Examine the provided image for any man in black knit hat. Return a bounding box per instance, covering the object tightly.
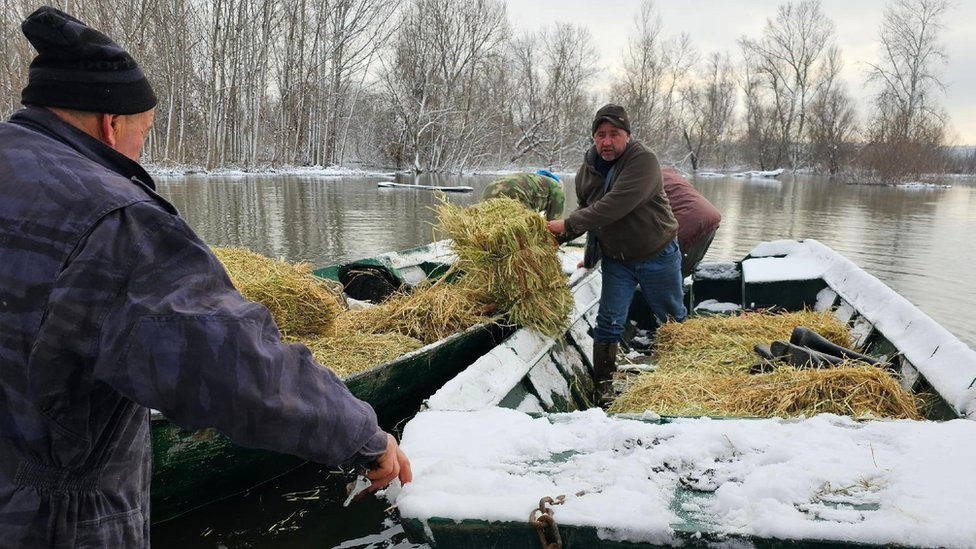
[0,7,410,547]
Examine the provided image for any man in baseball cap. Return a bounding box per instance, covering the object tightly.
[548,103,686,405]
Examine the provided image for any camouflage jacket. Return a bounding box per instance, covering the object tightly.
[0,108,387,548]
[482,172,565,220]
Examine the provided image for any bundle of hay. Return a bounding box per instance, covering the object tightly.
[333,281,497,344]
[608,364,920,420]
[653,310,851,374]
[437,197,572,336]
[213,247,344,337]
[299,333,425,377]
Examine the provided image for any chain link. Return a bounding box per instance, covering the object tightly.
[529,495,565,549]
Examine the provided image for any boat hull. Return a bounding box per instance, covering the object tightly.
[398,239,976,548]
[150,241,508,523]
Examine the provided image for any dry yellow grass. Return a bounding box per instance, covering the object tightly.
[654,310,852,374]
[213,247,344,337]
[611,310,919,419]
[331,280,498,344]
[299,333,425,377]
[609,364,920,419]
[437,197,572,336]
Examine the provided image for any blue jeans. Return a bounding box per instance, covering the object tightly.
[594,237,687,342]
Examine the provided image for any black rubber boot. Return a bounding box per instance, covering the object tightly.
[790,326,885,366]
[592,340,618,406]
[770,340,844,368]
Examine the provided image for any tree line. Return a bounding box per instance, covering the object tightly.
[0,0,968,181]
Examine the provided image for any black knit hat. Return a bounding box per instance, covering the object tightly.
[592,104,630,135]
[20,6,157,114]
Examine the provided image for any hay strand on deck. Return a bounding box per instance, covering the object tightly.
[612,310,918,419]
[437,197,572,336]
[213,247,344,337]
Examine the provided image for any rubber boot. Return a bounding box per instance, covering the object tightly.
[770,340,844,369]
[790,326,885,366]
[592,340,618,406]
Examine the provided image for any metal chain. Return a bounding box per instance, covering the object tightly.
[529,495,565,549]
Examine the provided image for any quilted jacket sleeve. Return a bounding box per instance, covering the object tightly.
[84,201,387,466]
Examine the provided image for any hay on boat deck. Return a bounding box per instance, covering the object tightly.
[298,332,425,378]
[653,309,852,375]
[213,247,344,337]
[436,197,572,336]
[608,364,921,420]
[331,280,498,345]
[611,309,918,419]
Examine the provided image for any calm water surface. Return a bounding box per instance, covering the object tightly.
[151,171,976,548]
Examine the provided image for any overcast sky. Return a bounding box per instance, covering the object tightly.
[506,0,976,145]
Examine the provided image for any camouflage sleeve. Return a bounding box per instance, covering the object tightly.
[545,182,565,221]
[85,202,387,466]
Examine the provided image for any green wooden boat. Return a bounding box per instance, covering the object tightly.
[396,239,976,548]
[150,240,510,523]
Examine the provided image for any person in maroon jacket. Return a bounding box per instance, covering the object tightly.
[660,166,722,278]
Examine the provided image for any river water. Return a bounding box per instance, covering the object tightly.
[150,171,976,548]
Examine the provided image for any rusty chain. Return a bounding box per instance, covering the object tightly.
[529,495,565,549]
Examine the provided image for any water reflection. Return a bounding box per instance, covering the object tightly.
[155,172,975,349]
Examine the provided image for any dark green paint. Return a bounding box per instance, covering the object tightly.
[150,245,510,523]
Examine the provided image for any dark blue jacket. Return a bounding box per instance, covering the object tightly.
[0,108,387,547]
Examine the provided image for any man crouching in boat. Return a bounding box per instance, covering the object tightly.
[482,169,566,221]
[0,7,409,547]
[547,104,687,405]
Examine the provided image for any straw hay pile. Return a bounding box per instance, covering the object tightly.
[299,333,425,378]
[212,247,344,337]
[211,199,569,376]
[653,310,851,374]
[331,280,496,344]
[437,197,572,336]
[609,310,920,419]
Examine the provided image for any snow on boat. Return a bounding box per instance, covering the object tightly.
[393,239,976,548]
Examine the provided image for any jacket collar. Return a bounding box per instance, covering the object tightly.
[9,107,158,192]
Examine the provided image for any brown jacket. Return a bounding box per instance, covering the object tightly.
[565,141,678,261]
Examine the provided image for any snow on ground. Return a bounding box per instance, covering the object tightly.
[394,407,976,548]
[147,164,396,178]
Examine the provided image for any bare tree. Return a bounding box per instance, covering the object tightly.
[508,23,598,167]
[380,0,507,173]
[806,46,858,175]
[680,52,737,171]
[740,54,782,171]
[612,0,697,157]
[0,1,35,118]
[739,0,835,170]
[865,0,951,145]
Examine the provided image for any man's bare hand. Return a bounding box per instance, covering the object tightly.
[366,433,412,491]
[546,219,565,235]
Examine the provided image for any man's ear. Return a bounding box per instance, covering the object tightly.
[99,113,118,148]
